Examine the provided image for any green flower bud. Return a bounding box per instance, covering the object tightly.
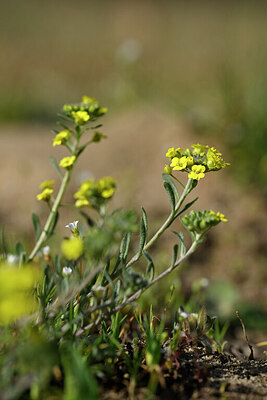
[164,165,172,175]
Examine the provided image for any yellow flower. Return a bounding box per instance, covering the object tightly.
[71,110,90,125]
[171,156,188,171]
[0,265,41,325]
[166,147,177,159]
[188,165,206,180]
[97,107,108,115]
[59,156,76,169]
[75,199,91,208]
[36,188,53,201]
[61,237,83,260]
[186,156,194,166]
[39,180,55,189]
[53,130,71,147]
[206,147,230,170]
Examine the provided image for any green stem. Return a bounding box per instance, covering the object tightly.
[28,169,72,261]
[126,178,193,268]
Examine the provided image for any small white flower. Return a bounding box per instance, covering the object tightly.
[42,246,50,255]
[180,311,188,319]
[6,254,19,265]
[62,266,73,277]
[93,285,105,291]
[65,220,79,230]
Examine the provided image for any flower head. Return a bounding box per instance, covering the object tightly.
[71,110,90,125]
[59,156,76,169]
[53,130,71,147]
[206,147,230,171]
[171,156,188,171]
[39,180,55,190]
[61,237,83,260]
[36,188,53,202]
[62,266,73,277]
[65,220,79,237]
[188,165,206,180]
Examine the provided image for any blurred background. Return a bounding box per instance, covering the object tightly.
[0,0,267,333]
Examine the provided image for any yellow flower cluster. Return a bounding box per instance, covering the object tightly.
[74,177,116,208]
[165,144,230,181]
[62,95,108,126]
[36,180,55,202]
[182,209,227,235]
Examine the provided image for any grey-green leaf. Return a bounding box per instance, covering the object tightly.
[32,213,41,241]
[49,156,63,178]
[163,182,176,213]
[162,173,180,201]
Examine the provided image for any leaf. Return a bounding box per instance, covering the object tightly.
[141,207,148,231]
[137,210,148,257]
[76,144,87,157]
[15,242,24,257]
[172,231,186,258]
[32,213,41,241]
[162,173,179,200]
[176,197,199,217]
[79,210,95,227]
[47,211,59,238]
[145,261,155,281]
[197,306,207,334]
[143,251,155,281]
[120,232,131,262]
[100,260,110,286]
[163,182,176,213]
[171,244,178,267]
[49,156,63,178]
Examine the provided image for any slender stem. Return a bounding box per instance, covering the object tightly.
[126,178,193,268]
[28,170,72,261]
[114,237,200,312]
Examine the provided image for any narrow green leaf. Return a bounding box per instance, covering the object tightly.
[137,214,147,258]
[141,207,148,232]
[77,144,87,157]
[47,211,59,238]
[32,213,41,241]
[79,210,95,227]
[100,260,110,286]
[145,261,155,281]
[171,244,179,267]
[176,197,199,217]
[49,156,63,178]
[162,173,180,200]
[15,242,24,257]
[143,250,155,281]
[163,182,176,213]
[120,232,131,262]
[172,231,186,258]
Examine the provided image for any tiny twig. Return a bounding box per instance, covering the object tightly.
[236,311,254,360]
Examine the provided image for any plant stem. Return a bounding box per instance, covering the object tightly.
[114,237,201,312]
[28,170,71,261]
[126,178,193,268]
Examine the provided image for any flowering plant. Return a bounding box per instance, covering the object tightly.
[0,97,230,398]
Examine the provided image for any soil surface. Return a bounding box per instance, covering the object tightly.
[102,346,267,400]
